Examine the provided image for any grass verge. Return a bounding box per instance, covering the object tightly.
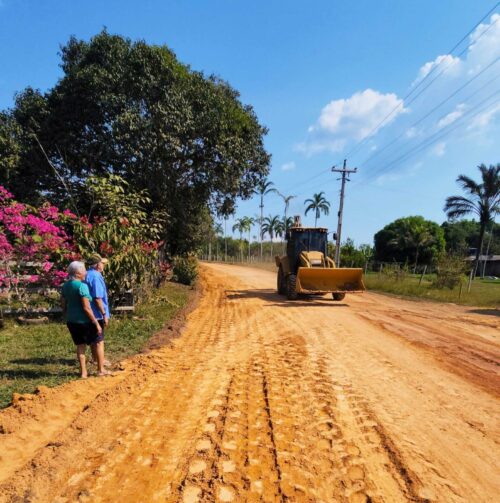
[0,281,191,409]
[364,273,499,307]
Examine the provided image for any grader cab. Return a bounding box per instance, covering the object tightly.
[275,221,365,301]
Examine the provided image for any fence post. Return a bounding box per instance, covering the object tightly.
[418,265,427,286]
[467,267,474,293]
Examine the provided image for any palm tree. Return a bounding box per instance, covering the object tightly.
[444,164,499,276]
[280,216,294,253]
[262,215,281,259]
[232,218,246,262]
[214,222,223,261]
[254,179,277,260]
[277,192,296,233]
[304,192,331,227]
[241,216,255,261]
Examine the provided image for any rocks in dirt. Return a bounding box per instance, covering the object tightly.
[11,392,34,405]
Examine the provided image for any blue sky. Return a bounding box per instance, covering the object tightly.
[0,0,499,244]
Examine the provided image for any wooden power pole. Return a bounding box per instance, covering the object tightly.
[332,159,357,266]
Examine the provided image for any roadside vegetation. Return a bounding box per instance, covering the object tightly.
[0,281,190,409]
[364,273,499,307]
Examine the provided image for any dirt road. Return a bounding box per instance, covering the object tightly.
[0,263,499,502]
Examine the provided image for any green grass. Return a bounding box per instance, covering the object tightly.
[364,272,500,307]
[0,281,190,409]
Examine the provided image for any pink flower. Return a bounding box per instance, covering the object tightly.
[42,261,53,272]
[62,209,77,219]
[28,275,39,283]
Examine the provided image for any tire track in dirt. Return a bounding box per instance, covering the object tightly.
[0,263,498,502]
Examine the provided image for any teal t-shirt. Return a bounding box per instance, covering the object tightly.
[62,280,93,323]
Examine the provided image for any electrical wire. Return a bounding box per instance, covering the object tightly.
[359,60,500,169]
[357,89,500,185]
[278,2,500,196]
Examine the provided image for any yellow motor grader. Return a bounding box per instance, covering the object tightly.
[275,221,365,301]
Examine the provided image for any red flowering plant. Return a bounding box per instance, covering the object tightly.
[0,186,78,312]
[72,175,166,303]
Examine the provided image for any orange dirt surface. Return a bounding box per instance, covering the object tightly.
[0,263,499,502]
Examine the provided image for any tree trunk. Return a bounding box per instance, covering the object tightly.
[413,247,419,274]
[248,231,251,262]
[473,224,486,278]
[260,196,264,260]
[224,218,227,262]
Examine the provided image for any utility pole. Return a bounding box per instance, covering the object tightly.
[332,159,357,266]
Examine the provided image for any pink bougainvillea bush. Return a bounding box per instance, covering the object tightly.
[0,186,78,309]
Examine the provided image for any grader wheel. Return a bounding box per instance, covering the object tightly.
[286,274,298,300]
[277,266,286,295]
[332,293,346,301]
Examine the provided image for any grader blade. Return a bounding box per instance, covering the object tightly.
[296,267,365,293]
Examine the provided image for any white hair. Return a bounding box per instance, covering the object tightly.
[67,261,86,280]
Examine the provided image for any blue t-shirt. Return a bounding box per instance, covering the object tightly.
[61,280,93,323]
[85,268,110,320]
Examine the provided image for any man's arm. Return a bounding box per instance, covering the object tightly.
[94,298,109,327]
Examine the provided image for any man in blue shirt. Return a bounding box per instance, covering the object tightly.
[86,253,111,367]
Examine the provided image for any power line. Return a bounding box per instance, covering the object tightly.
[344,8,500,161]
[357,89,500,185]
[359,59,500,168]
[278,2,499,196]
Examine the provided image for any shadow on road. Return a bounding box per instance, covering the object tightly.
[467,308,500,317]
[225,289,349,307]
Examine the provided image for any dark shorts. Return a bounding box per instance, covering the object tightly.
[67,322,104,346]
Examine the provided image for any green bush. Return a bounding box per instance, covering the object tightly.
[173,255,198,285]
[433,254,467,289]
[382,263,408,282]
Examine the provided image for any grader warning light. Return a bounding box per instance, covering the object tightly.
[275,224,365,301]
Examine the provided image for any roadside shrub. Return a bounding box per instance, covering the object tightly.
[382,263,408,282]
[173,255,198,286]
[433,254,467,289]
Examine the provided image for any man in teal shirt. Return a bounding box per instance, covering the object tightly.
[61,261,103,378]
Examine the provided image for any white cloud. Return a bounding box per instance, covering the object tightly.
[414,54,461,85]
[281,161,296,171]
[374,161,422,186]
[405,127,418,138]
[299,89,406,154]
[437,103,466,128]
[295,138,346,156]
[467,101,500,130]
[432,142,446,157]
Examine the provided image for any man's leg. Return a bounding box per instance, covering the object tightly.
[76,344,88,378]
[92,341,105,375]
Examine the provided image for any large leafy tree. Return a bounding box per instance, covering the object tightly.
[0,30,270,254]
[441,220,500,255]
[444,164,500,274]
[304,192,330,227]
[374,216,445,265]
